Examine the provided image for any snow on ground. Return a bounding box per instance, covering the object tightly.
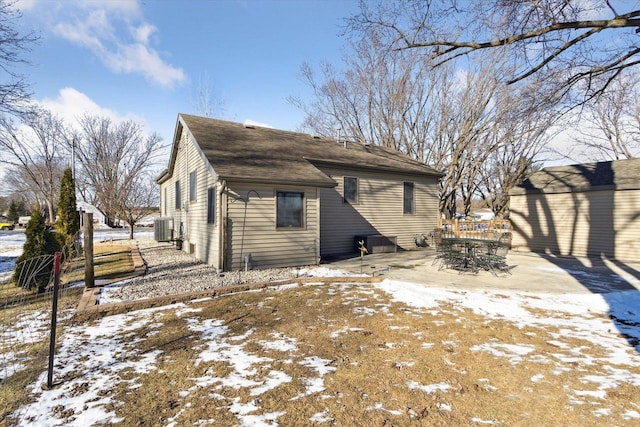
[0,229,154,284]
[0,232,25,283]
[4,233,640,425]
[7,274,640,425]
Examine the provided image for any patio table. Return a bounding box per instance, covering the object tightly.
[436,235,511,275]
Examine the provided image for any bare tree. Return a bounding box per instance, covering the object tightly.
[0,0,38,116]
[5,163,48,211]
[476,125,549,217]
[292,32,554,217]
[572,76,639,160]
[119,172,159,239]
[73,115,163,227]
[290,34,439,156]
[191,73,226,118]
[352,1,640,106]
[0,108,69,222]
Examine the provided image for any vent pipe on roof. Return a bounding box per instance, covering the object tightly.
[337,127,347,149]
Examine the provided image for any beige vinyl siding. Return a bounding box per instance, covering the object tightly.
[159,128,221,269]
[318,166,440,256]
[225,183,319,270]
[510,188,640,261]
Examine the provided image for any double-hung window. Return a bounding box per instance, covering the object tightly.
[189,171,197,202]
[403,181,414,215]
[207,187,216,225]
[276,191,304,228]
[343,177,358,204]
[175,180,181,210]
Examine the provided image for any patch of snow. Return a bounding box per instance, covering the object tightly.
[471,417,501,425]
[622,410,640,420]
[407,380,451,394]
[310,409,332,423]
[329,326,364,338]
[12,305,171,426]
[438,402,452,412]
[531,374,545,383]
[249,370,292,396]
[471,343,535,365]
[258,333,298,352]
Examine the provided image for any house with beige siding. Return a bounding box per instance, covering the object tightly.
[156,114,443,271]
[508,158,640,261]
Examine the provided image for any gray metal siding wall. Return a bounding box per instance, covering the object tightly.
[318,166,440,256]
[225,183,319,270]
[510,188,640,261]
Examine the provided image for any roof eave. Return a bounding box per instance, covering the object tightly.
[306,157,444,178]
[222,175,337,188]
[509,183,640,195]
[156,169,170,184]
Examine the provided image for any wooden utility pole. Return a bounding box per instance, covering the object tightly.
[84,212,94,288]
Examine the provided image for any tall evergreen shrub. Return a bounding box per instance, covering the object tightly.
[7,200,21,223]
[57,167,80,254]
[14,210,62,293]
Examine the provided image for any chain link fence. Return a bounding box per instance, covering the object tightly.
[1,232,84,424]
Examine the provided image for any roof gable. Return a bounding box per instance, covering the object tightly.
[159,114,443,186]
[510,158,640,195]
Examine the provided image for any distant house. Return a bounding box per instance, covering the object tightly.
[76,201,107,225]
[508,158,640,261]
[469,208,495,221]
[156,114,443,270]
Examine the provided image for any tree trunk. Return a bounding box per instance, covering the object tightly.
[46,200,55,225]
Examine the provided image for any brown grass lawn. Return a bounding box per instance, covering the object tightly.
[61,243,134,284]
[1,243,134,425]
[6,280,639,426]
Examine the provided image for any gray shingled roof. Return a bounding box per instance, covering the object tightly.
[159,114,442,186]
[509,158,640,195]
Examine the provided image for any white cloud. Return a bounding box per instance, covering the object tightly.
[12,0,38,11]
[103,42,186,88]
[38,87,143,128]
[48,1,185,88]
[133,23,156,44]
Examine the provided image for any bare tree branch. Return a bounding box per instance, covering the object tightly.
[351,1,640,107]
[72,115,163,227]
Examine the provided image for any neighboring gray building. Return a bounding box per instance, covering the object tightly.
[509,158,640,261]
[156,114,443,271]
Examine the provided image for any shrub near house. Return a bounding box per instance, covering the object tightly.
[13,211,62,292]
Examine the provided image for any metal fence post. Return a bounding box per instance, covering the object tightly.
[47,251,61,388]
[84,212,94,288]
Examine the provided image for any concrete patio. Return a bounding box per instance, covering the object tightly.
[325,249,640,294]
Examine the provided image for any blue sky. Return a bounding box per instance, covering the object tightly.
[11,0,359,155]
